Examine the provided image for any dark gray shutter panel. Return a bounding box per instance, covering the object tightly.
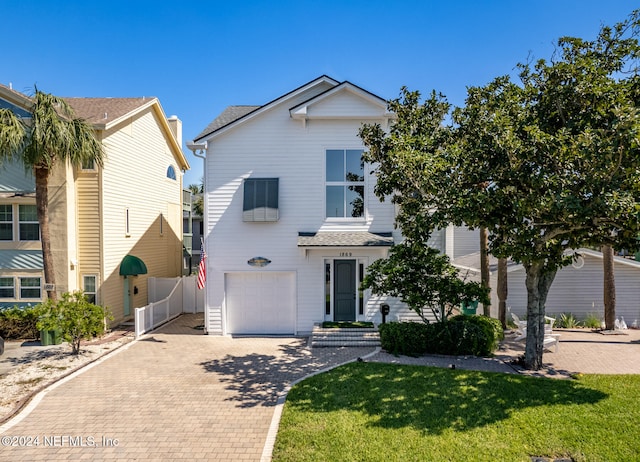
[243,178,279,222]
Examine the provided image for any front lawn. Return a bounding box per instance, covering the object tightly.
[273,363,640,462]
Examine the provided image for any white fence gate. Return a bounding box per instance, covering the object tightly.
[134,275,205,338]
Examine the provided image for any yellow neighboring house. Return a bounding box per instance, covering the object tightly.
[0,84,189,324]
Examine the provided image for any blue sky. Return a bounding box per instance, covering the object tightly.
[2,1,636,186]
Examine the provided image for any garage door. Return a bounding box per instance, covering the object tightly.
[226,272,296,334]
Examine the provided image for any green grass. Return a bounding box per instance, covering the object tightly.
[321,321,374,328]
[273,363,640,462]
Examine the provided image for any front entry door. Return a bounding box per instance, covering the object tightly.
[123,276,132,317]
[334,259,356,322]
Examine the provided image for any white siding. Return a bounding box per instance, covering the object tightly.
[507,255,640,325]
[203,83,400,334]
[452,226,479,259]
[306,90,384,118]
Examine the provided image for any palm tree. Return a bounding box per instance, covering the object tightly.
[0,88,103,301]
[188,181,204,217]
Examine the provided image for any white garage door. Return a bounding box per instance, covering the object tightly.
[225,272,296,334]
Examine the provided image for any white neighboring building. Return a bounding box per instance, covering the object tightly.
[192,76,421,335]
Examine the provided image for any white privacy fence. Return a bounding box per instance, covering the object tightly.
[134,275,205,338]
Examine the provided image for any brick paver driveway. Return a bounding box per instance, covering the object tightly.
[0,314,374,461]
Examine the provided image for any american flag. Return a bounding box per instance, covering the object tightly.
[197,238,207,290]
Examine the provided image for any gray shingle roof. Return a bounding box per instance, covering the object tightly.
[195,105,260,140]
[298,232,393,247]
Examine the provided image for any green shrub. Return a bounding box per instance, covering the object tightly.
[380,316,502,358]
[0,305,42,340]
[450,314,504,352]
[378,321,430,357]
[583,312,602,328]
[557,312,582,328]
[37,291,112,355]
[427,320,490,356]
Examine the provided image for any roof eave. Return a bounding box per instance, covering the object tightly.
[194,75,341,143]
[97,98,189,171]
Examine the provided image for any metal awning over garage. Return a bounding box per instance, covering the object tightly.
[0,249,43,270]
[297,231,394,247]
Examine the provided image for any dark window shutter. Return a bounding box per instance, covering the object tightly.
[243,178,279,222]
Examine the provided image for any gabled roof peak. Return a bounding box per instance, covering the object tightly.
[194,75,389,142]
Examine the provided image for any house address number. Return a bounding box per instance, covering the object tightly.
[339,252,352,257]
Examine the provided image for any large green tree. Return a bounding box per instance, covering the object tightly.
[360,11,640,369]
[363,242,489,323]
[0,89,104,301]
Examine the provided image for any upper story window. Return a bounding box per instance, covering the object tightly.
[0,204,13,240]
[243,178,279,222]
[125,208,131,236]
[81,158,96,170]
[326,149,364,218]
[18,204,39,241]
[167,165,177,180]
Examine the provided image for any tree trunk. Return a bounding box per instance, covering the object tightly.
[35,165,56,301]
[602,244,616,330]
[523,261,557,370]
[479,227,491,316]
[497,257,508,329]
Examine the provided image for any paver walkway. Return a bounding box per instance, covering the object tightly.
[0,314,373,461]
[368,328,640,378]
[498,327,640,377]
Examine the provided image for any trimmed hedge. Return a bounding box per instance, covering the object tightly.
[450,314,504,353]
[379,315,503,357]
[0,305,42,340]
[378,322,430,357]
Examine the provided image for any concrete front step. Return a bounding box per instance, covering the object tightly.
[310,324,381,347]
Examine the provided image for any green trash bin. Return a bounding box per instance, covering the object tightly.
[461,300,479,315]
[40,329,62,346]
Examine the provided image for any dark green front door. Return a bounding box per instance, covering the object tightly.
[334,260,356,321]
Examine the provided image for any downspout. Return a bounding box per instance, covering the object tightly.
[186,141,208,333]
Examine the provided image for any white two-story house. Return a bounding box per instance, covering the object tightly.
[191,75,409,335]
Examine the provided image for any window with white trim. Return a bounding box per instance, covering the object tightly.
[18,205,39,241]
[83,275,97,304]
[0,204,13,241]
[0,277,15,298]
[20,277,41,299]
[325,149,365,218]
